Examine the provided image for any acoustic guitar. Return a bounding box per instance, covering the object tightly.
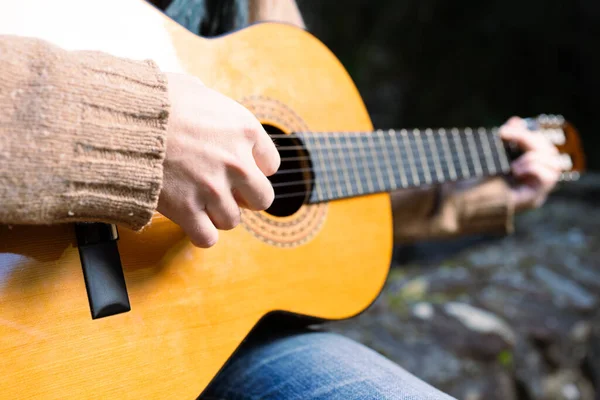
[0,0,586,398]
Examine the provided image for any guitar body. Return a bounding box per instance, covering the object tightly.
[0,1,392,399]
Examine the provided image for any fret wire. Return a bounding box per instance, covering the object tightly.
[384,138,446,178]
[436,130,459,181]
[460,129,480,178]
[316,135,333,198]
[491,128,511,172]
[433,130,457,181]
[464,128,483,176]
[366,133,387,191]
[334,134,356,196]
[348,135,362,193]
[477,127,497,174]
[389,129,409,188]
[315,133,360,200]
[425,129,445,182]
[413,130,443,183]
[323,134,345,199]
[413,129,433,184]
[400,130,421,185]
[347,134,365,194]
[314,134,360,200]
[356,134,375,193]
[354,134,374,194]
[449,128,470,178]
[438,129,458,180]
[376,130,397,189]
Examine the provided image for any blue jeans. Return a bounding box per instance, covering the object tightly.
[200,329,456,400]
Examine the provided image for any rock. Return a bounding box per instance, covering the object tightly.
[478,287,592,371]
[446,363,517,400]
[569,321,592,343]
[531,266,598,312]
[561,383,581,400]
[541,370,595,400]
[513,337,549,400]
[561,254,600,291]
[426,305,513,361]
[412,302,435,320]
[398,276,429,302]
[586,326,600,398]
[324,173,600,400]
[444,302,516,346]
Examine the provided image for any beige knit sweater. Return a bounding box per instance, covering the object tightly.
[0,35,513,240]
[0,35,169,230]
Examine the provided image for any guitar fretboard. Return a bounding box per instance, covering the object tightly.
[296,128,511,203]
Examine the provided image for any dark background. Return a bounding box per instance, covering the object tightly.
[297,0,599,171]
[294,4,600,398]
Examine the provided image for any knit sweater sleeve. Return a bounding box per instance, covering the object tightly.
[391,177,515,244]
[0,35,169,230]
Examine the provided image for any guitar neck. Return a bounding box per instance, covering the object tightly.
[296,127,511,203]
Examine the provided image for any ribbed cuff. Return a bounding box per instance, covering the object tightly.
[54,51,170,230]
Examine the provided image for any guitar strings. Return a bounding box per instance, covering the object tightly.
[271,131,507,168]
[273,132,506,166]
[264,129,563,201]
[272,135,501,152]
[269,127,558,155]
[272,156,497,201]
[267,135,515,201]
[270,142,568,201]
[270,165,490,200]
[270,148,504,200]
[272,158,570,202]
[267,127,516,195]
[267,126,556,147]
[269,135,507,189]
[270,138,505,182]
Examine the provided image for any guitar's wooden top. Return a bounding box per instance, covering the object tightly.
[0,1,393,399]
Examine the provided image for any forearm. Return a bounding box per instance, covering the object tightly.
[391,177,515,244]
[248,0,305,28]
[0,35,169,229]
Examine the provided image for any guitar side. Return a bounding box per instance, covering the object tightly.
[0,2,393,399]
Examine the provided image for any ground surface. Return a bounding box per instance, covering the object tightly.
[327,173,600,400]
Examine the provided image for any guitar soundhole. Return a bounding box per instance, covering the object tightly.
[264,125,313,217]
